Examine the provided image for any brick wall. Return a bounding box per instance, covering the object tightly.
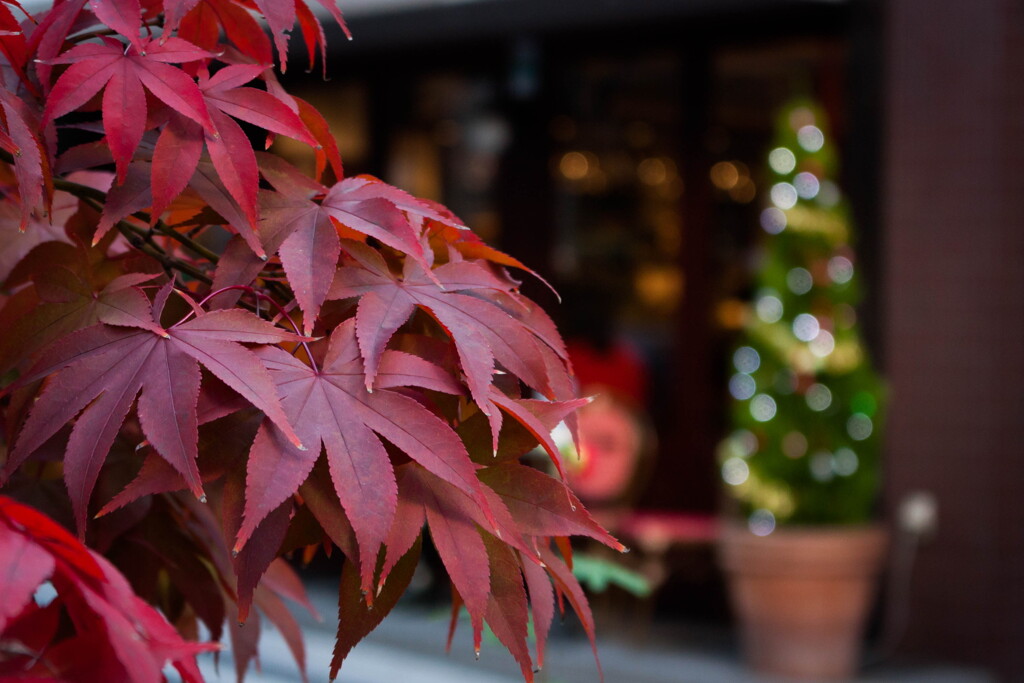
[882,0,1024,676]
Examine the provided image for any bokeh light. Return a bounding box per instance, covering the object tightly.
[792,313,820,342]
[639,156,674,186]
[729,177,757,203]
[748,509,776,536]
[734,429,759,457]
[729,373,757,400]
[768,147,797,174]
[770,182,798,209]
[733,346,761,374]
[710,161,740,189]
[750,394,778,422]
[760,207,787,234]
[828,255,854,284]
[793,171,820,199]
[756,293,784,323]
[834,448,859,476]
[847,413,873,441]
[797,124,825,152]
[810,329,836,357]
[787,267,813,295]
[722,457,750,486]
[559,151,589,180]
[806,383,833,411]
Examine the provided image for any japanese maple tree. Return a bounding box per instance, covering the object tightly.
[0,1,621,681]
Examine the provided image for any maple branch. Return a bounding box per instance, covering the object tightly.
[127,230,215,284]
[39,166,302,309]
[48,175,106,204]
[46,174,222,264]
[68,191,215,285]
[146,215,222,264]
[35,174,213,284]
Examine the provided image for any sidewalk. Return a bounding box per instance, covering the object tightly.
[192,581,996,683]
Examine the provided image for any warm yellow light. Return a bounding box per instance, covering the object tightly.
[559,151,590,180]
[729,177,757,203]
[710,161,740,190]
[638,157,669,186]
[635,265,684,310]
[716,299,748,329]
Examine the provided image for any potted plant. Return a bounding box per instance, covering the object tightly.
[0,2,620,681]
[716,99,887,680]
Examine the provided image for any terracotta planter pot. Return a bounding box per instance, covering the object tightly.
[718,524,888,681]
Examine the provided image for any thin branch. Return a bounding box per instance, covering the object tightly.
[74,194,214,284]
[148,214,221,263]
[3,150,301,309]
[51,176,221,263]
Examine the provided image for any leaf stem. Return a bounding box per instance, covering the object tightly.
[194,285,319,372]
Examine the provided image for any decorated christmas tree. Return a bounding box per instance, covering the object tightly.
[719,100,885,529]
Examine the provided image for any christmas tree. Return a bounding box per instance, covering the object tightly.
[719,100,885,531]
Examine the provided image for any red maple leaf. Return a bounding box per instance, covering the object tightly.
[377,458,619,671]
[0,88,51,229]
[257,184,340,334]
[255,175,445,334]
[290,93,344,181]
[0,1,33,93]
[171,0,349,74]
[323,176,438,270]
[148,64,317,234]
[42,35,216,184]
[175,0,272,65]
[237,319,492,593]
[0,496,215,683]
[3,284,306,533]
[483,536,534,681]
[87,0,143,42]
[329,243,562,449]
[336,174,467,232]
[331,536,421,680]
[0,264,164,375]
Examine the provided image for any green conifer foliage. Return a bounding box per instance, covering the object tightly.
[720,100,885,529]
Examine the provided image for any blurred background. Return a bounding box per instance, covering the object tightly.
[247,0,1021,680]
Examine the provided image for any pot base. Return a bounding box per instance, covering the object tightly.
[718,524,888,681]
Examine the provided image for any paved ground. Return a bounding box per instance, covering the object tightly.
[187,580,996,683]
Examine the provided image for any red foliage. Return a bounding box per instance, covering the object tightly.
[0,2,620,681]
[0,495,215,681]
